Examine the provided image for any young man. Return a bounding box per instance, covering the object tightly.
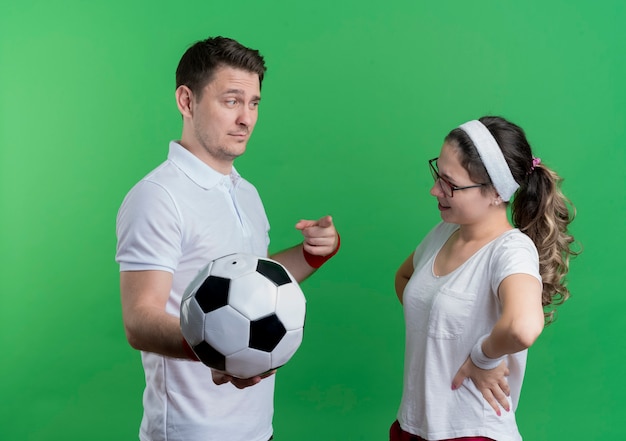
[116,36,340,441]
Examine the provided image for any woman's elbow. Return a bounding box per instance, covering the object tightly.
[510,317,544,349]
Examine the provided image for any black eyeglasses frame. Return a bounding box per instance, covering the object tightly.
[428,157,489,198]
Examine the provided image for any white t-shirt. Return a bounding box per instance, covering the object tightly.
[397,222,541,441]
[116,142,274,441]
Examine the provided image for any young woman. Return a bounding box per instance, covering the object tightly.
[391,116,578,441]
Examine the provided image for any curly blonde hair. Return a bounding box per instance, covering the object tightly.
[511,164,579,324]
[446,116,580,325]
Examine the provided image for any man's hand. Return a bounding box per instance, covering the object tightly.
[211,369,276,390]
[271,215,339,281]
[451,356,511,416]
[295,215,338,257]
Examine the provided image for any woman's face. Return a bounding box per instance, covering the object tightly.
[430,141,497,226]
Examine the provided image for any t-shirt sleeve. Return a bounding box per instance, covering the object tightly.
[115,180,182,273]
[490,232,542,295]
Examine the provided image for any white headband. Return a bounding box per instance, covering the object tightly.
[459,120,519,201]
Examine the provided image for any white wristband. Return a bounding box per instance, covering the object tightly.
[470,335,505,370]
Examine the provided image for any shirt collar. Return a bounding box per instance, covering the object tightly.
[167,141,241,190]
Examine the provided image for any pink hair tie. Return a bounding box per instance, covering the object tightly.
[529,156,541,174]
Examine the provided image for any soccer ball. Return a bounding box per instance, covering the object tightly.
[180,253,306,378]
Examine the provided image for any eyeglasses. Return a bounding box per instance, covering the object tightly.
[428,157,489,198]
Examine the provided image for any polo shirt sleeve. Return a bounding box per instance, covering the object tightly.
[116,180,182,273]
[490,232,542,295]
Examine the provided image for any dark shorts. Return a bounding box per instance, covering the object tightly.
[389,420,495,441]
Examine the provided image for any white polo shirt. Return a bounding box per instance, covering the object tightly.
[116,141,274,441]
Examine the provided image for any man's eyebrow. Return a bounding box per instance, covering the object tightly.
[222,89,245,95]
[221,89,261,101]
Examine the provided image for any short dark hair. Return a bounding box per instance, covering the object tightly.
[175,36,267,97]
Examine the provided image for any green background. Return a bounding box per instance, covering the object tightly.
[1,0,624,439]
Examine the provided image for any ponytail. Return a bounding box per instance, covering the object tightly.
[511,162,579,324]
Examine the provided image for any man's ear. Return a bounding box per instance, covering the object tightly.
[175,85,194,118]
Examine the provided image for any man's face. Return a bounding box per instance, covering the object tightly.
[188,66,261,171]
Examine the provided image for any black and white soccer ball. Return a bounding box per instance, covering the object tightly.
[180,253,306,378]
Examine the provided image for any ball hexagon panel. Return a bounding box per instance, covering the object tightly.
[275,283,307,331]
[226,348,272,379]
[228,272,278,320]
[203,306,250,356]
[209,253,257,279]
[180,295,207,346]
